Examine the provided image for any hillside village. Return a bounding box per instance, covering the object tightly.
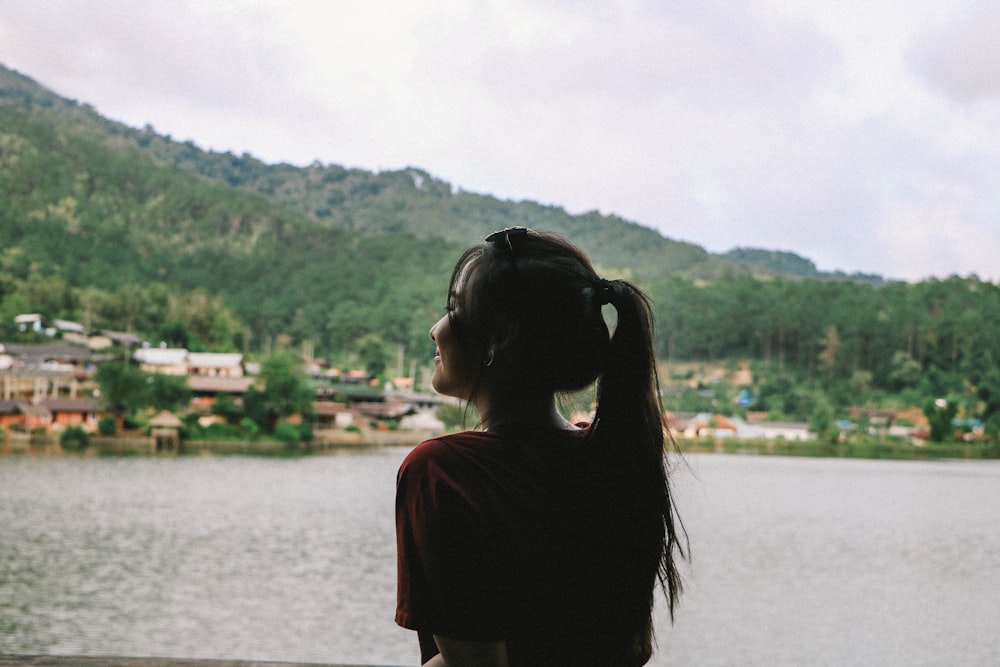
[0,313,449,450]
[1,311,948,456]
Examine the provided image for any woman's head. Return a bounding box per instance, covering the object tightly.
[434,228,614,401]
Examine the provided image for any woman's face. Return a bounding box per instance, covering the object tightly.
[429,270,480,400]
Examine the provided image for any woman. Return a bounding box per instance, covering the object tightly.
[395,228,685,666]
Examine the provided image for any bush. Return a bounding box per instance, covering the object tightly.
[123,415,145,430]
[298,422,314,442]
[203,421,246,440]
[273,422,301,445]
[98,416,117,435]
[211,394,244,425]
[239,417,261,438]
[60,425,89,452]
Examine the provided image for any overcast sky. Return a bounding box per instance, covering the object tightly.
[2,1,999,282]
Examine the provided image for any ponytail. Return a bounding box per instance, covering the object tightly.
[592,279,686,620]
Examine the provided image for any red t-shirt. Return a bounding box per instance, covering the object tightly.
[395,425,655,666]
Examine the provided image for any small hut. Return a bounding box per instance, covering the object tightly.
[149,410,184,454]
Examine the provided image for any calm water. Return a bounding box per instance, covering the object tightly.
[1,450,998,666]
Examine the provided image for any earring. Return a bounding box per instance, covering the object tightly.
[485,350,495,367]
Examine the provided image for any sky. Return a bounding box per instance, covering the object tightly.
[1,0,999,282]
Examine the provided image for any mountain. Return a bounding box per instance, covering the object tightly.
[721,248,886,285]
[1,63,882,283]
[0,64,740,282]
[0,62,885,362]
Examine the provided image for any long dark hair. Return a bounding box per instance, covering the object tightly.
[447,227,686,621]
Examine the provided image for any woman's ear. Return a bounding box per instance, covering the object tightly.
[490,322,520,361]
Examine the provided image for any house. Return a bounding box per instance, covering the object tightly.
[148,410,184,453]
[666,412,738,439]
[14,313,45,333]
[399,409,445,434]
[187,375,254,409]
[354,401,416,421]
[388,377,415,391]
[132,349,245,378]
[384,388,450,411]
[725,416,815,441]
[311,398,423,431]
[0,400,49,431]
[752,421,815,441]
[848,408,898,428]
[187,352,244,377]
[0,400,23,428]
[52,319,86,335]
[664,412,696,438]
[691,413,738,439]
[128,348,252,408]
[0,367,80,403]
[134,347,189,375]
[51,320,89,345]
[98,330,144,350]
[38,397,99,432]
[312,401,352,429]
[0,342,92,368]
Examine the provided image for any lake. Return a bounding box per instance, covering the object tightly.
[1,449,998,666]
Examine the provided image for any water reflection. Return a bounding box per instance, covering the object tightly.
[2,452,999,666]
[0,452,412,665]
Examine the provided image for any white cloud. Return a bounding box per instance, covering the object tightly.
[877,194,1000,282]
[1,0,999,282]
[909,2,1000,103]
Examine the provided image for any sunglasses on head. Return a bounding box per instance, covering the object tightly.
[485,226,531,257]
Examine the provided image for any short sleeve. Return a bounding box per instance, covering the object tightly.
[395,439,505,641]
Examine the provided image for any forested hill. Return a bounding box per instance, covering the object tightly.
[0,64,740,282]
[0,64,460,360]
[4,62,885,287]
[720,248,885,284]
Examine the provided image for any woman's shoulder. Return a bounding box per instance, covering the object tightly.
[399,430,495,470]
[400,425,592,478]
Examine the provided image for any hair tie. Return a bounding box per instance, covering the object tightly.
[599,278,614,305]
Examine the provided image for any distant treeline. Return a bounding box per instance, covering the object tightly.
[647,274,1000,400]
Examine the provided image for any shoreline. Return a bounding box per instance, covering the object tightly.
[2,431,998,460]
[0,429,433,457]
[675,436,1000,461]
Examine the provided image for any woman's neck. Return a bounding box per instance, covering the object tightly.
[474,389,578,432]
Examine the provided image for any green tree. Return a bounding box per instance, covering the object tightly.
[94,361,148,414]
[243,353,313,432]
[358,333,389,378]
[21,273,75,319]
[148,374,192,411]
[923,398,958,443]
[808,395,837,442]
[159,320,192,348]
[888,351,922,391]
[817,325,841,376]
[973,368,1000,441]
